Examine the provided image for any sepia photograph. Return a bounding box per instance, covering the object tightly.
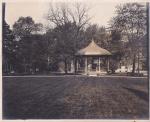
[2,0,149,120]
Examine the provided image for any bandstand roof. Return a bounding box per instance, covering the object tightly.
[76,40,111,56]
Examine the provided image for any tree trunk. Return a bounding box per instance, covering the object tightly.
[137,49,140,75]
[132,53,136,74]
[64,58,68,74]
[74,57,77,74]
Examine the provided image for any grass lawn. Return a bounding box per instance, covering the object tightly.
[2,76,149,119]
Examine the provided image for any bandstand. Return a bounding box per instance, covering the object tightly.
[75,40,111,75]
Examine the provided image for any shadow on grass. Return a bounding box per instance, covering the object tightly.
[123,87,149,102]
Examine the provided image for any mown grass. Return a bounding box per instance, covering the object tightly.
[3,76,149,119]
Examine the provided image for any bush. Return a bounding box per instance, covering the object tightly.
[127,72,144,77]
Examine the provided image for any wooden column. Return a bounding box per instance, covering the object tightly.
[77,59,79,72]
[107,57,110,72]
[85,57,88,74]
[99,57,101,73]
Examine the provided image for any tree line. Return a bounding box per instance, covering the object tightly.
[2,3,147,75]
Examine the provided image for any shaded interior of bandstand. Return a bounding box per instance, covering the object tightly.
[74,56,110,75]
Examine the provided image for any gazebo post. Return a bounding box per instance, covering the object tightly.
[98,57,101,72]
[85,56,88,75]
[77,59,79,72]
[107,57,110,72]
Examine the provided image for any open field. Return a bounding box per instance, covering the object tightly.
[3,76,149,119]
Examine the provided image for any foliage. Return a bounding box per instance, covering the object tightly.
[3,3,147,75]
[2,21,17,73]
[110,3,146,73]
[46,3,91,73]
[13,16,43,38]
[15,35,47,73]
[109,30,124,73]
[3,17,45,74]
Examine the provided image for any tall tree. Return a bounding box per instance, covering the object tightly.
[110,3,146,73]
[109,30,124,73]
[12,17,44,73]
[46,3,91,73]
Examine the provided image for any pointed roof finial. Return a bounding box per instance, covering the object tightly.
[91,38,95,45]
[91,38,94,42]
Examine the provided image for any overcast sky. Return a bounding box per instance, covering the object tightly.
[5,2,120,29]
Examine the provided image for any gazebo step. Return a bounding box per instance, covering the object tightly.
[87,71,107,76]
